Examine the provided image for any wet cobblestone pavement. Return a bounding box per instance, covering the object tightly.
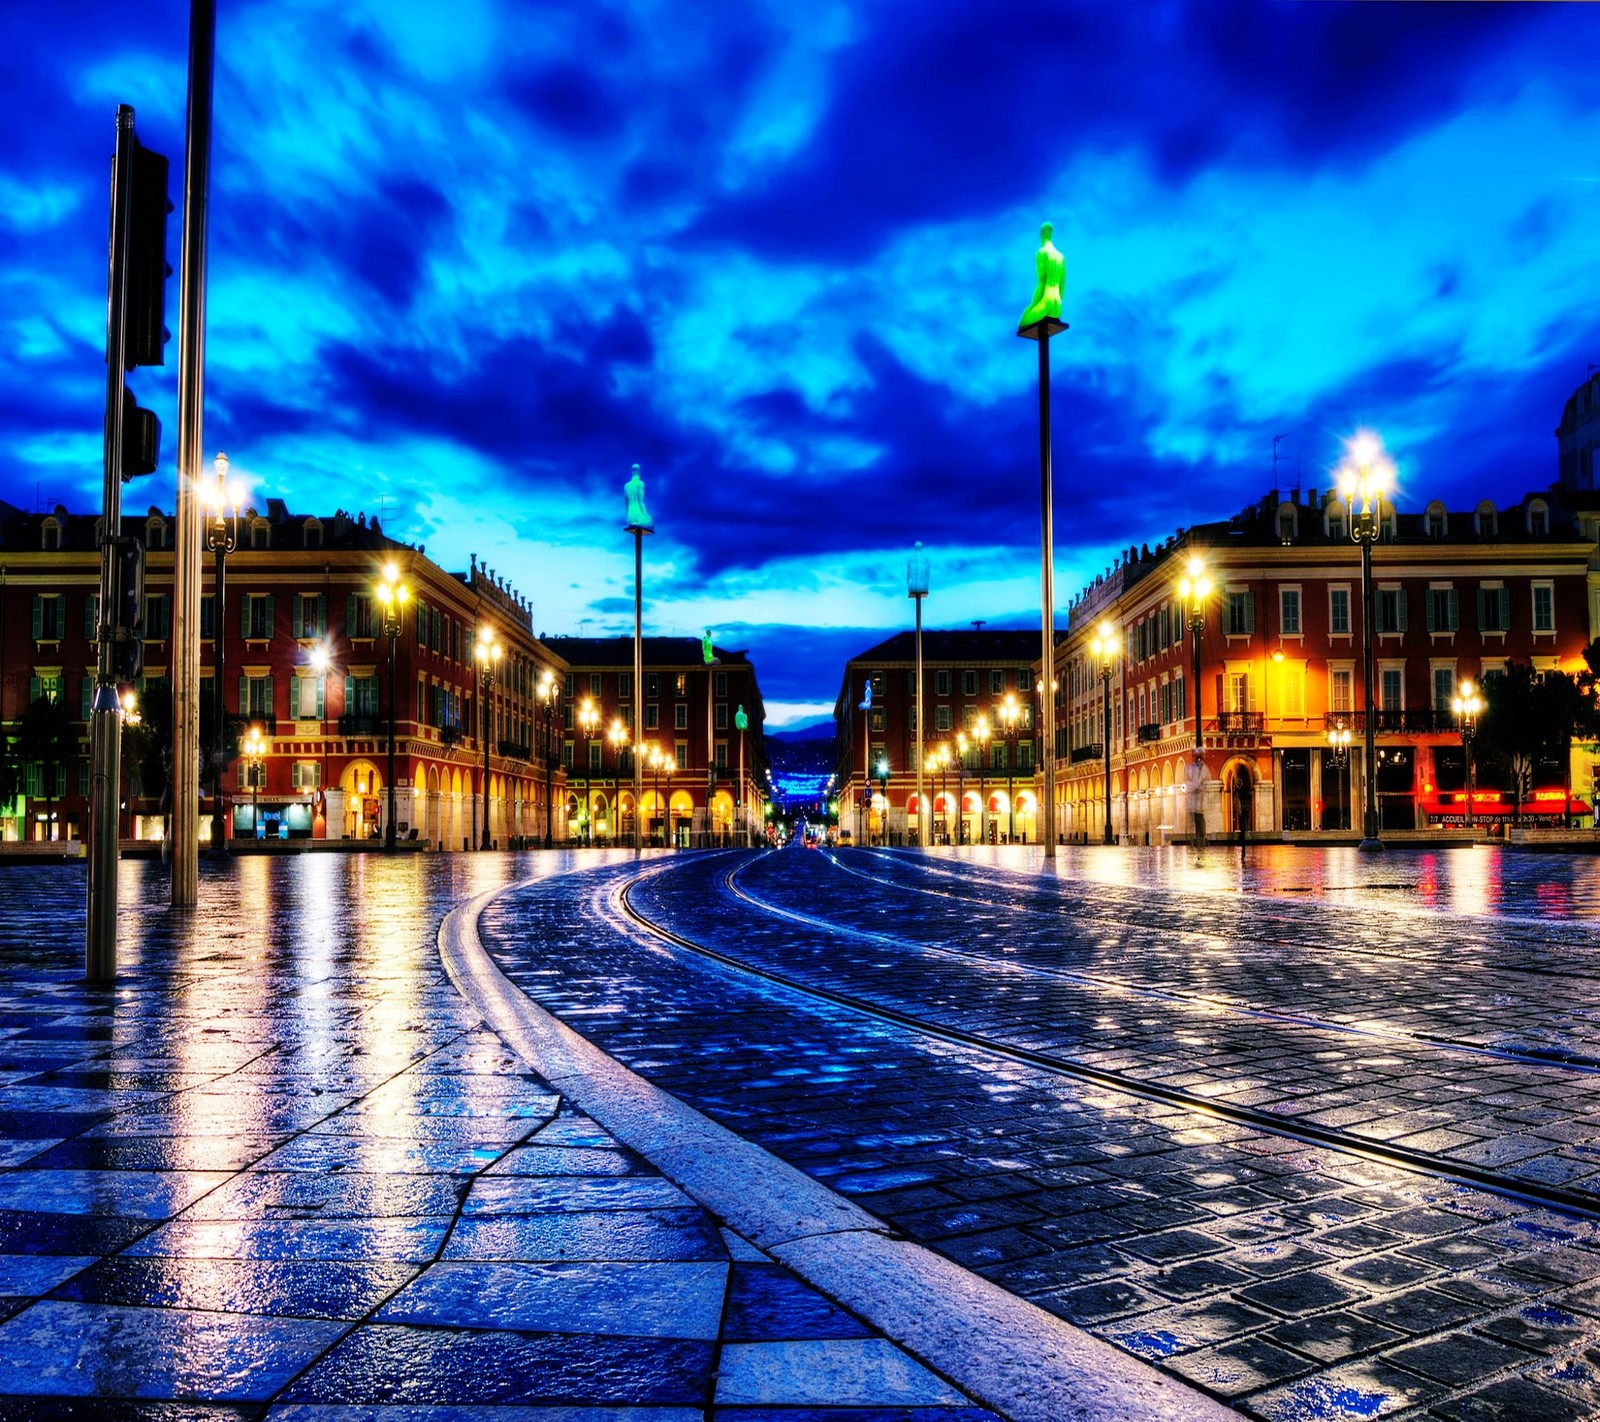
[474,843,1600,1421]
[0,852,1003,1420]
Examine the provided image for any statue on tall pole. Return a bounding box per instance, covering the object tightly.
[624,464,653,851]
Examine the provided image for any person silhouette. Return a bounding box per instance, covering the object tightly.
[1018,222,1066,330]
[624,464,653,531]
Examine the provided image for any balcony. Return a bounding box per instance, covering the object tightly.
[1216,711,1263,734]
[439,725,466,746]
[234,713,277,736]
[1069,743,1103,764]
[1136,723,1162,744]
[1322,709,1457,734]
[497,739,532,761]
[338,713,381,736]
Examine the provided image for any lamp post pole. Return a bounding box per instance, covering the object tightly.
[1090,622,1116,845]
[875,755,890,845]
[376,562,409,852]
[999,692,1019,843]
[1452,679,1482,833]
[624,464,653,853]
[538,672,558,847]
[201,452,241,855]
[475,628,502,850]
[907,542,930,847]
[973,716,990,845]
[608,719,629,843]
[1336,436,1394,853]
[955,731,967,844]
[735,704,749,846]
[577,698,598,846]
[1178,556,1211,847]
[242,723,265,842]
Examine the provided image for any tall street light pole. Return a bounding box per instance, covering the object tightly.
[1018,221,1067,860]
[1178,555,1212,847]
[998,692,1020,843]
[475,626,502,850]
[734,704,749,846]
[624,464,653,853]
[538,671,559,847]
[201,452,241,856]
[608,718,629,842]
[375,562,409,851]
[955,731,968,844]
[1336,435,1395,853]
[907,542,929,848]
[577,698,598,846]
[1089,622,1117,845]
[972,715,991,845]
[1452,678,1482,833]
[242,722,265,841]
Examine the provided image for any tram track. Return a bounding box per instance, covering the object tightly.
[615,858,1600,1228]
[791,851,1600,1073]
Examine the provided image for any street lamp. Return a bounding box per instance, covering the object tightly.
[875,754,890,845]
[971,715,991,845]
[955,731,968,844]
[576,698,599,846]
[1177,555,1212,847]
[119,689,141,843]
[538,670,560,847]
[907,542,930,847]
[201,451,244,856]
[997,692,1021,843]
[375,562,410,851]
[1089,621,1117,845]
[242,722,266,841]
[608,718,629,842]
[1326,722,1352,768]
[1452,677,1483,832]
[925,744,946,844]
[308,642,333,837]
[1336,433,1395,852]
[475,626,503,850]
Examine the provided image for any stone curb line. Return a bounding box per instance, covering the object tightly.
[439,878,1238,1422]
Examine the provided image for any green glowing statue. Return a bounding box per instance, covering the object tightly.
[1018,221,1066,331]
[624,463,653,532]
[702,629,718,665]
[734,705,748,732]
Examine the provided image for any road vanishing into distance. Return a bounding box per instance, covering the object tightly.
[479,842,1600,1421]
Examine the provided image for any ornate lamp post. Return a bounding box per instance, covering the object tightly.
[1335,434,1395,852]
[955,731,968,844]
[375,562,410,851]
[1452,678,1482,831]
[538,670,560,847]
[608,718,629,842]
[201,452,243,855]
[1089,621,1117,845]
[734,704,749,845]
[971,715,991,845]
[907,542,930,846]
[874,754,890,845]
[242,722,266,840]
[624,464,653,852]
[475,626,502,850]
[308,642,333,837]
[997,692,1021,843]
[576,697,599,846]
[1177,555,1212,846]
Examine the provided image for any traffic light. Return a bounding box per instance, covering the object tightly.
[111,538,145,680]
[125,139,171,369]
[120,389,159,479]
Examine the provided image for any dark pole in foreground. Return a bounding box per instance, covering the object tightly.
[1337,436,1393,853]
[377,564,409,851]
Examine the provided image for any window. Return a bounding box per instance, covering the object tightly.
[714,704,728,729]
[962,670,977,696]
[41,520,60,552]
[1225,670,1251,713]
[962,705,978,731]
[143,594,171,641]
[869,709,886,732]
[588,742,601,771]
[1324,663,1346,710]
[714,671,728,696]
[304,520,323,550]
[83,594,100,642]
[1325,502,1347,541]
[29,671,63,705]
[1380,667,1403,710]
[645,674,659,698]
[1478,584,1508,633]
[1279,587,1301,636]
[644,705,659,729]
[81,676,93,721]
[241,594,274,640]
[199,594,215,640]
[674,704,688,729]
[291,761,321,790]
[590,672,602,697]
[935,705,952,731]
[1279,662,1306,718]
[934,670,951,696]
[1475,501,1498,538]
[294,593,324,640]
[1329,587,1351,636]
[293,675,324,721]
[990,744,1004,771]
[715,741,728,768]
[250,519,270,549]
[239,674,274,717]
[1225,589,1254,636]
[32,594,64,642]
[1425,502,1448,539]
[989,669,1005,694]
[619,674,631,699]
[1376,588,1406,634]
[346,675,379,717]
[1433,666,1455,709]
[1533,582,1555,633]
[674,673,689,697]
[346,593,375,639]
[1426,587,1459,634]
[675,741,688,770]
[1528,500,1549,536]
[1277,506,1297,543]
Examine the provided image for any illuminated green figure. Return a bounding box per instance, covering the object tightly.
[1018,221,1065,330]
[702,629,717,665]
[734,705,748,732]
[624,463,653,531]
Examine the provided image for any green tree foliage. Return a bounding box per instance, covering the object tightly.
[18,695,78,839]
[1478,655,1600,823]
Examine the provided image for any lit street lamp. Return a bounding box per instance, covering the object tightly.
[955,731,968,844]
[308,642,333,836]
[997,692,1021,843]
[1089,621,1117,845]
[874,754,890,846]
[1452,677,1483,832]
[971,715,991,845]
[201,452,243,855]
[242,722,266,841]
[375,562,410,851]
[538,670,560,847]
[1177,555,1212,847]
[608,718,630,842]
[475,626,502,850]
[577,697,599,846]
[1336,434,1395,852]
[907,542,930,847]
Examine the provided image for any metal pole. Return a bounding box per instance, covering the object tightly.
[170,0,216,909]
[480,671,492,850]
[1038,332,1058,858]
[1101,671,1113,844]
[1359,534,1382,849]
[738,727,745,846]
[88,105,136,983]
[384,628,396,850]
[1192,612,1206,847]
[632,529,644,852]
[914,594,925,848]
[210,542,227,854]
[862,702,869,846]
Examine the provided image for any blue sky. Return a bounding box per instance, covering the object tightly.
[5,2,1600,729]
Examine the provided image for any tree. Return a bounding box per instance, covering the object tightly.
[18,695,78,841]
[1479,660,1600,825]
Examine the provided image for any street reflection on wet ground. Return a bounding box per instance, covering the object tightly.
[477,843,1600,1421]
[0,852,1001,1419]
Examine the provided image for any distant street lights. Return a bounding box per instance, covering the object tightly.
[971,716,991,845]
[1089,622,1117,845]
[538,670,560,847]
[1452,677,1483,831]
[997,692,1021,843]
[242,723,266,841]
[375,562,410,851]
[201,452,243,855]
[955,730,968,844]
[475,627,502,850]
[1177,555,1212,846]
[577,698,599,845]
[608,718,630,842]
[1336,434,1395,852]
